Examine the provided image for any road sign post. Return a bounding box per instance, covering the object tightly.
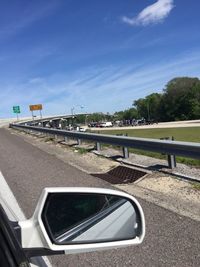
[39,109,42,119]
[29,104,43,120]
[13,106,21,121]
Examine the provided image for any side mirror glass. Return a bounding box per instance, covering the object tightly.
[41,192,141,245]
[19,188,145,256]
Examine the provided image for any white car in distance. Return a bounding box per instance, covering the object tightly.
[100,122,113,127]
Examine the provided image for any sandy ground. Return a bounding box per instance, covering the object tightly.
[116,174,200,222]
[95,146,200,181]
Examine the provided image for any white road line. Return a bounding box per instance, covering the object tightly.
[0,171,52,267]
[0,171,25,220]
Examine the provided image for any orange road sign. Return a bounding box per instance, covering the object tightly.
[29,104,43,111]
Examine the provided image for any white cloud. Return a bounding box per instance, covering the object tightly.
[122,0,174,26]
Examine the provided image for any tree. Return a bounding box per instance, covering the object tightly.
[86,112,115,123]
[133,93,162,121]
[133,98,147,119]
[161,77,200,121]
[114,108,138,121]
[133,77,200,122]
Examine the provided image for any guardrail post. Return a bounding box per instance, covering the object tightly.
[122,133,129,159]
[54,134,58,140]
[167,136,176,169]
[96,142,101,152]
[64,136,68,143]
[122,147,129,159]
[167,154,176,169]
[77,138,82,145]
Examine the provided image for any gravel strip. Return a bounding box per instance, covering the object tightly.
[96,147,200,181]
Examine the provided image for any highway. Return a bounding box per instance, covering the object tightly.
[0,128,200,267]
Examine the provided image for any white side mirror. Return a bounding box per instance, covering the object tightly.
[19,187,145,257]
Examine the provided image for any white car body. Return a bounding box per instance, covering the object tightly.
[101,122,113,127]
[79,127,87,132]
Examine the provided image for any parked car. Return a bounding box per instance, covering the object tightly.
[100,122,113,127]
[133,119,146,126]
[79,127,87,132]
[88,122,98,127]
[66,125,74,131]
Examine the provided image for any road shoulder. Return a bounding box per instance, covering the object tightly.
[8,127,200,222]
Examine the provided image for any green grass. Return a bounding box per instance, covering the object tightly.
[96,127,200,143]
[74,147,88,154]
[44,137,54,142]
[93,127,200,167]
[191,182,200,190]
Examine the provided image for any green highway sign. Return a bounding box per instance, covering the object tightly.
[13,106,21,114]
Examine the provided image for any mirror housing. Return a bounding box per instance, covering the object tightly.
[19,188,145,256]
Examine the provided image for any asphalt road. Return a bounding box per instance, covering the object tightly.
[0,128,199,267]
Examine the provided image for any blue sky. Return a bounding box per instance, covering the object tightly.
[0,0,200,118]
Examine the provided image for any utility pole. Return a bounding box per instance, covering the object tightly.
[71,107,75,115]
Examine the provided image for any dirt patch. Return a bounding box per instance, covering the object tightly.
[117,174,200,221]
[138,175,200,203]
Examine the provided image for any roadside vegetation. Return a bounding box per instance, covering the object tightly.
[129,77,200,122]
[74,147,88,154]
[191,182,200,190]
[76,77,200,124]
[97,127,200,143]
[74,77,200,167]
[94,127,200,167]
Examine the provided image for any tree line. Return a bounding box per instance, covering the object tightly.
[115,77,200,122]
[76,77,200,123]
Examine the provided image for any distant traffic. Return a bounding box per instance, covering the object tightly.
[26,115,158,132]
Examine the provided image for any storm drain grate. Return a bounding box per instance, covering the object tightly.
[92,166,146,184]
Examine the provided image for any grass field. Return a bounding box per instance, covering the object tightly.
[92,127,200,166]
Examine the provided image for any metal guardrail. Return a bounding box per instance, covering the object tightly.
[10,124,200,168]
